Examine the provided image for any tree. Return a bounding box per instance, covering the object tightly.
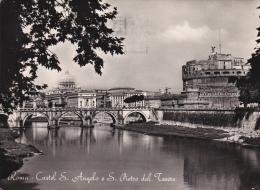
[124,95,144,107]
[236,74,259,107]
[237,6,260,107]
[0,0,124,113]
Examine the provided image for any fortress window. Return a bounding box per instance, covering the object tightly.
[223,71,230,74]
[214,72,220,74]
[237,71,242,74]
[205,72,211,74]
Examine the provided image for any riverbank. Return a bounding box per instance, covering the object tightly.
[116,122,260,148]
[0,128,41,180]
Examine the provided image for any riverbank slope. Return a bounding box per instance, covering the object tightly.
[116,122,260,148]
[0,128,41,179]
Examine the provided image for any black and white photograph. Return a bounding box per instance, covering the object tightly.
[0,0,260,189]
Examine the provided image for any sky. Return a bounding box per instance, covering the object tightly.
[36,0,259,94]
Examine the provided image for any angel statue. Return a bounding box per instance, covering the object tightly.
[211,46,216,53]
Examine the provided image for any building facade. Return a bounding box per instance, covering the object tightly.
[95,89,109,108]
[144,95,161,108]
[78,90,96,108]
[107,87,145,108]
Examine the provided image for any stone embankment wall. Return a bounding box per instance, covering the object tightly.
[155,109,260,132]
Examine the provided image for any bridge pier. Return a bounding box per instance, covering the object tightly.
[17,120,23,127]
[12,118,23,128]
[81,117,94,128]
[47,111,60,129]
[48,119,59,129]
[117,110,124,125]
[117,118,124,125]
[80,111,94,128]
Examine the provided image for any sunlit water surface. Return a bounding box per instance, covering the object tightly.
[0,122,260,190]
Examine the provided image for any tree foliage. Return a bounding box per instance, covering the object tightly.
[237,6,260,106]
[124,95,144,104]
[237,74,259,107]
[0,0,124,113]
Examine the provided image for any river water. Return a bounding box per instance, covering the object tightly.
[1,122,260,190]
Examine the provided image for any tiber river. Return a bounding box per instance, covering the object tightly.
[1,121,260,190]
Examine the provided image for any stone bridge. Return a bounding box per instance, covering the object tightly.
[0,107,160,128]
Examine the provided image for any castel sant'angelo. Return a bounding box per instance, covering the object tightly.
[180,48,251,109]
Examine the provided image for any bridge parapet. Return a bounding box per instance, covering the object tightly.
[14,107,151,112]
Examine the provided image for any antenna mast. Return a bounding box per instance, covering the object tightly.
[219,28,221,54]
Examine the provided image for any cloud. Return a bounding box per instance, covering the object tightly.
[160,20,211,43]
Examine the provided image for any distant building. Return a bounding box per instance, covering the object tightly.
[23,50,249,110]
[47,70,81,94]
[160,94,175,108]
[94,89,109,108]
[77,90,96,108]
[45,70,96,108]
[181,52,250,108]
[108,87,145,108]
[23,93,46,108]
[144,92,162,108]
[160,93,188,108]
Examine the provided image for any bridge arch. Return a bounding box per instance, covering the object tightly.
[0,113,15,127]
[58,111,84,126]
[23,112,50,127]
[92,111,117,124]
[0,113,8,121]
[124,111,148,124]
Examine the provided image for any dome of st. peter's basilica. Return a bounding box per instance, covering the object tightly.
[58,70,76,90]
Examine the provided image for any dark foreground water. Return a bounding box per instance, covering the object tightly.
[1,122,260,190]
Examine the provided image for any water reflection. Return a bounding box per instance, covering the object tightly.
[0,173,39,190]
[162,137,260,190]
[16,125,119,155]
[1,123,260,190]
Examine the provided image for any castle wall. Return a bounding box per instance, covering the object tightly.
[155,109,260,132]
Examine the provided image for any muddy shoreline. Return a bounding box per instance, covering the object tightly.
[0,128,41,180]
[116,122,260,148]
